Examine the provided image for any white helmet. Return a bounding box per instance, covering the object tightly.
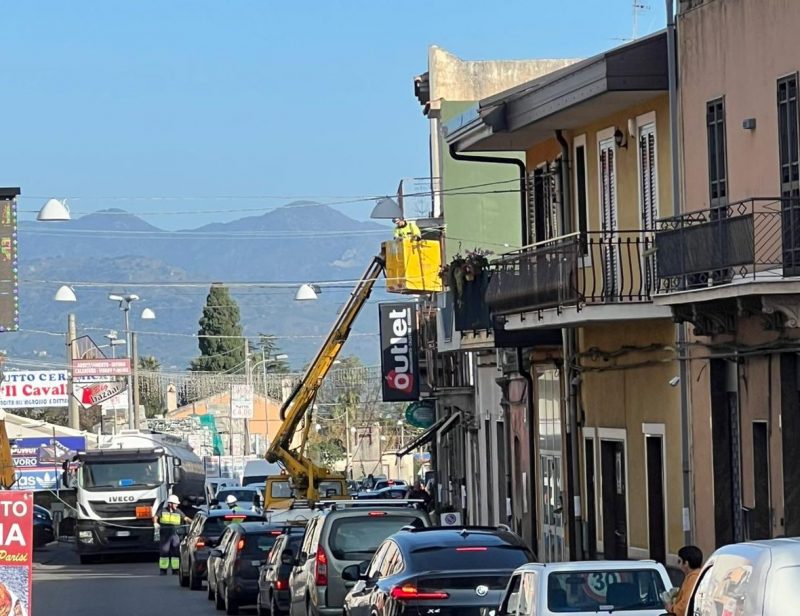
[225,495,238,506]
[167,494,180,505]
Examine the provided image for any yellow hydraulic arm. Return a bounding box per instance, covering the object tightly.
[0,410,16,489]
[266,252,386,500]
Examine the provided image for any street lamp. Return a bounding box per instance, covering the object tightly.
[37,198,71,221]
[53,285,77,303]
[295,284,321,301]
[107,293,156,429]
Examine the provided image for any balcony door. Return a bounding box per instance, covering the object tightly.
[598,133,619,298]
[778,74,800,276]
[638,117,658,293]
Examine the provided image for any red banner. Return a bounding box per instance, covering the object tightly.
[0,491,33,615]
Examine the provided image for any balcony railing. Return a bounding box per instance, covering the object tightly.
[655,198,799,292]
[486,231,657,315]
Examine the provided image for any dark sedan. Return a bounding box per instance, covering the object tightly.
[343,526,534,616]
[33,505,54,548]
[257,526,306,616]
[179,509,263,590]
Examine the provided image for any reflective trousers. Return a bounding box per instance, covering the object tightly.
[159,532,180,571]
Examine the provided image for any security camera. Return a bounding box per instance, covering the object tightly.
[668,376,680,387]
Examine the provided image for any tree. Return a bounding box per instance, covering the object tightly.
[138,355,163,418]
[191,284,245,372]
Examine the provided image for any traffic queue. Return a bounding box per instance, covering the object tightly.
[167,477,698,616]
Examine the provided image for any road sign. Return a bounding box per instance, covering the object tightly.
[72,358,131,377]
[230,384,254,419]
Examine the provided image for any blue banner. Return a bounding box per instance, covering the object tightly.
[10,436,85,491]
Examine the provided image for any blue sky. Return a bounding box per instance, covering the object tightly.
[1,1,666,230]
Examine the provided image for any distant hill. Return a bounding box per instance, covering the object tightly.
[12,203,393,370]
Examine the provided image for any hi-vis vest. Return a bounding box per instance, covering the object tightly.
[159,509,181,526]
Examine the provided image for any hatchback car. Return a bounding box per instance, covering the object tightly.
[211,521,287,614]
[179,509,263,590]
[687,537,800,616]
[343,526,534,616]
[494,560,672,615]
[257,526,306,616]
[288,502,431,616]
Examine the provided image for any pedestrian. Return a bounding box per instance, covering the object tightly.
[225,494,244,512]
[408,480,432,511]
[153,494,189,576]
[392,217,421,240]
[666,545,703,616]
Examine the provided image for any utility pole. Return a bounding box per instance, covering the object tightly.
[67,314,79,430]
[244,339,250,456]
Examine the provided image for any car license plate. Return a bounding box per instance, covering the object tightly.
[117,530,131,537]
[251,560,262,567]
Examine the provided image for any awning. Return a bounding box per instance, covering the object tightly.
[397,415,448,457]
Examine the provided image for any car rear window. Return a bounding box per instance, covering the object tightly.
[410,544,530,570]
[328,515,423,560]
[242,532,281,557]
[547,569,666,612]
[203,515,259,535]
[218,489,259,502]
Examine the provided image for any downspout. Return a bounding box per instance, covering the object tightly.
[448,143,529,246]
[557,129,584,560]
[517,347,539,559]
[667,0,693,546]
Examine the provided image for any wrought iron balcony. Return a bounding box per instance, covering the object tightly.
[655,198,798,292]
[486,231,657,315]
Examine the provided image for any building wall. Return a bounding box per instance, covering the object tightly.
[579,320,682,562]
[679,0,800,207]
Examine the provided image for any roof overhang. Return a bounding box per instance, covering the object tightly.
[444,31,668,152]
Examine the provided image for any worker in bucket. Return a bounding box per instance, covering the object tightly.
[393,216,421,240]
[153,494,189,575]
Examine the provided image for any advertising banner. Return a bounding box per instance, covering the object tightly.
[0,371,69,408]
[378,302,420,402]
[0,490,33,615]
[11,437,85,491]
[72,358,131,377]
[230,384,254,419]
[72,379,127,409]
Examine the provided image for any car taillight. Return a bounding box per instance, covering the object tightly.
[368,511,387,517]
[195,537,206,549]
[314,548,328,586]
[390,585,449,601]
[237,539,245,551]
[275,579,288,590]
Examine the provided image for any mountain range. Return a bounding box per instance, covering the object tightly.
[12,202,393,370]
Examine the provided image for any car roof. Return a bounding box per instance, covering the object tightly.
[318,505,427,520]
[204,509,263,519]
[394,528,526,550]
[513,560,665,574]
[709,537,800,568]
[236,521,285,533]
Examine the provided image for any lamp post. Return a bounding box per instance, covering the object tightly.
[108,294,155,429]
[54,286,79,430]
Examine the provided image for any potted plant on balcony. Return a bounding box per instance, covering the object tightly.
[439,248,493,305]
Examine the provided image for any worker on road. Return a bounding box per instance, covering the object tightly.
[153,494,189,576]
[226,494,244,512]
[393,217,421,240]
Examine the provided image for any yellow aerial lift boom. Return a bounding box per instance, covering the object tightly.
[265,255,386,501]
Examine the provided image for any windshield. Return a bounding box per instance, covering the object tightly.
[218,489,259,503]
[547,569,666,612]
[80,459,162,490]
[328,515,423,560]
[270,481,293,498]
[243,475,268,486]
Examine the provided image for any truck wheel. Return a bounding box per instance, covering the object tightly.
[189,567,201,590]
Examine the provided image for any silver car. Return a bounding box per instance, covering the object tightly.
[688,537,800,616]
[495,560,672,615]
[288,502,430,616]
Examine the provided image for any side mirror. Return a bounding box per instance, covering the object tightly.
[281,552,295,565]
[209,549,223,558]
[342,564,361,582]
[173,458,182,467]
[173,468,184,484]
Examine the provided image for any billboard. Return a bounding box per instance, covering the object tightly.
[0,491,32,615]
[0,371,69,408]
[378,302,420,402]
[230,384,253,419]
[11,436,85,491]
[0,189,19,333]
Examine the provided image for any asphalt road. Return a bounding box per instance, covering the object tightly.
[33,541,258,616]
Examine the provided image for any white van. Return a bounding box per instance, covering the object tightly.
[688,537,800,615]
[204,477,239,504]
[241,459,282,486]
